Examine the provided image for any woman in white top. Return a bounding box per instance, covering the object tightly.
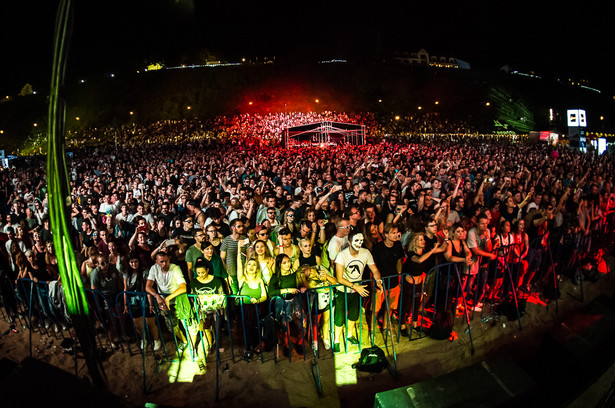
[251,239,274,285]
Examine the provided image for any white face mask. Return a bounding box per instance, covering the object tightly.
[351,234,364,251]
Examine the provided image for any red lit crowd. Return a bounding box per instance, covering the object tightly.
[19,111,473,153]
[1,115,614,359]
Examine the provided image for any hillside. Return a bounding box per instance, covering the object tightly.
[1,62,612,152]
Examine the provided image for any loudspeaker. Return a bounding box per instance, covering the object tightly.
[523,295,615,407]
[374,357,536,407]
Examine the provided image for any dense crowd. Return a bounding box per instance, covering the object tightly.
[21,111,474,154]
[1,115,614,364]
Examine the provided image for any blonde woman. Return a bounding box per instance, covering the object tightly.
[399,232,446,336]
[237,239,268,354]
[293,238,321,270]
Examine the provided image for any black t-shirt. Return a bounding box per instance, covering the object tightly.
[527,212,544,248]
[403,251,431,278]
[80,230,95,248]
[423,234,440,271]
[191,276,224,295]
[372,240,404,288]
[171,227,196,247]
[499,205,519,224]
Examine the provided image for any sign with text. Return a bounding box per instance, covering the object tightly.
[567,109,587,127]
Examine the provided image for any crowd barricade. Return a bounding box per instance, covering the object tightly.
[221,294,263,364]
[12,278,71,338]
[85,288,126,353]
[0,229,611,395]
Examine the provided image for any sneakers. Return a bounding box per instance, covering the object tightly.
[197,359,206,375]
[312,341,318,352]
[323,339,331,350]
[333,343,341,353]
[471,302,484,312]
[140,339,147,350]
[153,340,162,351]
[347,336,359,346]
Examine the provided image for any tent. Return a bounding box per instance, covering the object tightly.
[283,121,365,147]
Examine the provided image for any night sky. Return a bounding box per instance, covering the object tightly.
[1,0,613,95]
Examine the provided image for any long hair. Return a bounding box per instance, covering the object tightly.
[127,251,145,290]
[251,239,272,263]
[274,253,290,279]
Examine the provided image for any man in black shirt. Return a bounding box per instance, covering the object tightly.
[371,222,405,330]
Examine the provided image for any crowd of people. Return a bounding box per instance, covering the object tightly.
[20,111,475,155]
[1,115,614,367]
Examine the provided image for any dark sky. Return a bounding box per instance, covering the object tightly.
[1,0,613,95]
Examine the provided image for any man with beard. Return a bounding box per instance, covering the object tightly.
[158,201,175,229]
[186,229,208,278]
[220,218,247,294]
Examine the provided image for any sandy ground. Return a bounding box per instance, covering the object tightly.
[1,257,614,408]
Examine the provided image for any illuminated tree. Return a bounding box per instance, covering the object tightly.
[47,0,108,388]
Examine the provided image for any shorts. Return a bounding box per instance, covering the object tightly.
[334,290,361,327]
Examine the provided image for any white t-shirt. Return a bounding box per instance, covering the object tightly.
[147,263,186,294]
[466,227,491,275]
[327,235,348,265]
[334,247,374,293]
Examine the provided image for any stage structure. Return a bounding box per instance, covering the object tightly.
[283,121,365,147]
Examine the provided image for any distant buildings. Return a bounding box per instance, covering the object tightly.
[393,49,470,70]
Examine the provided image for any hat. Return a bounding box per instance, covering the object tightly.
[255,225,266,234]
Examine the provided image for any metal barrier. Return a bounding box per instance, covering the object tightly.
[0,226,612,397]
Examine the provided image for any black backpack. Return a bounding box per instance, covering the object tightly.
[352,345,389,373]
[497,298,527,321]
[428,310,453,340]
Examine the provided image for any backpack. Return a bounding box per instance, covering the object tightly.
[428,310,453,340]
[352,345,389,373]
[497,298,527,321]
[259,314,278,351]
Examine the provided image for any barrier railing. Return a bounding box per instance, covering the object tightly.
[0,228,611,396]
